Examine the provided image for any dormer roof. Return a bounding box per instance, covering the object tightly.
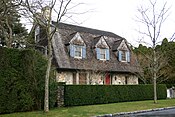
[117,40,129,51]
[69,32,85,46]
[95,36,109,49]
[112,40,123,51]
[112,39,129,51]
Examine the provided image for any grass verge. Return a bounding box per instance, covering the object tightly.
[1,99,175,117]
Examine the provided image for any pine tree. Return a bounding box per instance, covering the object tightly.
[0,0,28,48]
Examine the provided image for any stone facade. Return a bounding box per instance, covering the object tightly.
[57,85,64,107]
[56,71,138,85]
[56,72,73,84]
[56,71,138,107]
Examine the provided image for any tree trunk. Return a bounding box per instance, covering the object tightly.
[153,38,157,103]
[44,37,52,112]
[6,18,13,48]
[44,5,53,112]
[153,75,157,103]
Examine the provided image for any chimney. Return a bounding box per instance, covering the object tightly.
[42,6,51,21]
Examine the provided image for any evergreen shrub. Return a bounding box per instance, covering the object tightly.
[64,84,167,106]
[0,48,57,113]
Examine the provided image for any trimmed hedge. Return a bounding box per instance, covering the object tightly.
[166,84,175,89]
[64,84,167,106]
[0,48,57,114]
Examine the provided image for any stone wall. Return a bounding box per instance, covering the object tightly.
[112,74,138,85]
[56,71,138,85]
[89,73,104,85]
[112,74,125,85]
[56,72,73,84]
[127,75,138,84]
[57,85,64,107]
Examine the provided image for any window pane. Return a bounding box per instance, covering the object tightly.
[100,49,105,54]
[100,49,106,59]
[75,46,82,57]
[121,51,126,61]
[100,54,105,59]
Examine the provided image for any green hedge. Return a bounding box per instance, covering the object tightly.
[64,84,167,106]
[0,48,57,114]
[165,84,175,89]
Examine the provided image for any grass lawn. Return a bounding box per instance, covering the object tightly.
[1,99,175,117]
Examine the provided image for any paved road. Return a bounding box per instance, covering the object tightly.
[122,108,175,117]
[99,108,175,117]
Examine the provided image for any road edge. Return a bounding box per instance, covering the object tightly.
[95,106,175,117]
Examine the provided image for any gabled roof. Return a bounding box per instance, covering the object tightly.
[51,22,141,73]
[112,39,130,51]
[52,22,124,39]
[112,40,123,51]
[95,36,109,49]
[118,40,129,51]
[69,32,85,46]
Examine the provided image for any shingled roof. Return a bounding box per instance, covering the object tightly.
[52,22,123,39]
[52,22,140,73]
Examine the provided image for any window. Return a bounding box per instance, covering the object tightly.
[121,51,126,61]
[73,73,76,84]
[96,48,110,60]
[79,73,87,84]
[75,46,82,58]
[70,44,86,59]
[35,26,40,35]
[35,26,40,42]
[125,76,128,84]
[35,35,40,42]
[100,49,106,60]
[118,50,130,62]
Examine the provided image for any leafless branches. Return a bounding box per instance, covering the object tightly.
[136,0,170,46]
[135,0,170,103]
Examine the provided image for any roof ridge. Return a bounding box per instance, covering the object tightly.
[52,21,124,39]
[114,39,123,42]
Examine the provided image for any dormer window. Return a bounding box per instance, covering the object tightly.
[96,48,110,60]
[95,36,110,61]
[69,32,86,59]
[114,39,130,63]
[118,50,130,62]
[70,44,86,59]
[75,45,82,58]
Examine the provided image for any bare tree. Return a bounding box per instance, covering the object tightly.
[21,0,88,112]
[135,46,170,84]
[136,0,170,103]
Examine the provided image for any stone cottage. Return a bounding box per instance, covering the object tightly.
[35,22,141,85]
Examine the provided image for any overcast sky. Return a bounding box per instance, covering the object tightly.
[23,0,175,47]
[57,0,175,46]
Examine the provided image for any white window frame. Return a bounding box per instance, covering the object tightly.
[100,48,106,60]
[74,45,82,58]
[121,50,127,62]
[35,26,40,42]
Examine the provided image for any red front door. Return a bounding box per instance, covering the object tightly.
[105,73,110,85]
